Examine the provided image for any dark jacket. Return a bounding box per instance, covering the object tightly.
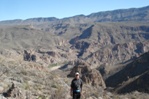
[71,78,83,92]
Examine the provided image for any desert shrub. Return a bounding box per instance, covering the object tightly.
[51,83,58,88]
[48,63,58,67]
[23,81,30,90]
[20,69,28,75]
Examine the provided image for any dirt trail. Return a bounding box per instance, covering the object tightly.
[49,65,63,71]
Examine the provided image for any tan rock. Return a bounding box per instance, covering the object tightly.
[0,86,4,93]
[68,61,106,89]
[82,69,106,89]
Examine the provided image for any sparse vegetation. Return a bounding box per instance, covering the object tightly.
[48,63,59,67]
[23,81,30,90]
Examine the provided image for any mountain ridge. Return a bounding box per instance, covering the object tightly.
[0,5,149,24]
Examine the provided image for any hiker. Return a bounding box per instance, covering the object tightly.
[70,72,83,99]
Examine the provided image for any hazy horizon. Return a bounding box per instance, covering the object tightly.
[0,0,148,21]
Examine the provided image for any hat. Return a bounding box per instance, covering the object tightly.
[75,72,79,75]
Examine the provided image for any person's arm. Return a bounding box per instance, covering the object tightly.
[70,80,73,96]
[80,79,83,94]
[70,88,73,96]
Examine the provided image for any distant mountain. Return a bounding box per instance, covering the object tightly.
[0,17,59,24]
[0,5,149,24]
[87,5,149,22]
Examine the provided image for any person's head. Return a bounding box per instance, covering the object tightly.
[75,72,80,79]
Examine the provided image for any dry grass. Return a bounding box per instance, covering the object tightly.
[0,54,149,99]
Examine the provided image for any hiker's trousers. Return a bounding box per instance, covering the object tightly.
[73,92,81,99]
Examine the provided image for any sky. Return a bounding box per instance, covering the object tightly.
[0,0,148,21]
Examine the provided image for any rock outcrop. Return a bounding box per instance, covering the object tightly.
[0,82,25,99]
[82,69,106,89]
[68,61,106,89]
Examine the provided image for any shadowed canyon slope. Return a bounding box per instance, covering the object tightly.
[105,51,149,94]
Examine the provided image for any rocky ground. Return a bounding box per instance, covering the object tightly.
[0,53,149,99]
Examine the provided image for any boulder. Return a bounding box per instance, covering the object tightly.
[23,50,36,62]
[2,82,25,99]
[24,50,31,61]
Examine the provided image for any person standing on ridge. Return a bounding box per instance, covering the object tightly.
[70,72,83,99]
